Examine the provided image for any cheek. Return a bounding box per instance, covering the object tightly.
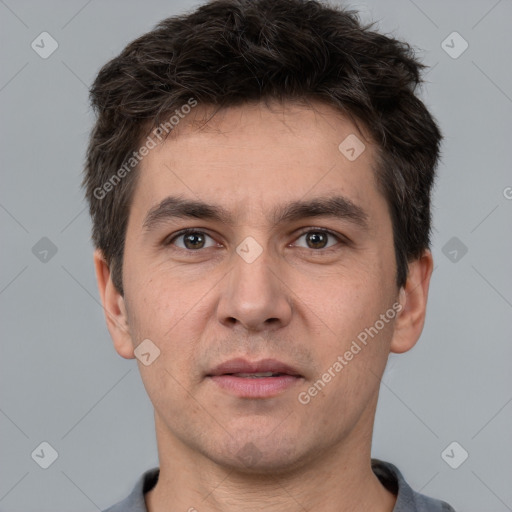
[124,248,194,323]
[299,293,395,426]
[124,277,202,407]
[306,264,384,324]
[124,267,211,367]
[301,262,396,373]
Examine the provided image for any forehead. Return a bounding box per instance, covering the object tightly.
[131,101,386,228]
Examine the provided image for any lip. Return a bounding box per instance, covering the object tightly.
[207,358,304,398]
[208,358,302,377]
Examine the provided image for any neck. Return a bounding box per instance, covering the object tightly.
[145,406,396,512]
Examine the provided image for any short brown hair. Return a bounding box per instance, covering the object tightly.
[83,0,442,295]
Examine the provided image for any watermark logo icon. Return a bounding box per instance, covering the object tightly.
[441,32,468,59]
[236,442,263,468]
[32,237,58,263]
[441,441,468,469]
[338,134,366,161]
[442,236,468,263]
[31,32,59,59]
[236,236,263,264]
[31,441,59,469]
[134,339,161,366]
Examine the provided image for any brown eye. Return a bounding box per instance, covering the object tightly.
[183,232,206,249]
[294,229,342,250]
[167,230,216,250]
[305,231,329,249]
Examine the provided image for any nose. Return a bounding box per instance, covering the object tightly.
[216,245,293,333]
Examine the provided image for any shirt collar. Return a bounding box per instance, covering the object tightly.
[104,459,452,512]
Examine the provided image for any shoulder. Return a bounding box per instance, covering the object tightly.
[372,459,456,512]
[102,467,160,512]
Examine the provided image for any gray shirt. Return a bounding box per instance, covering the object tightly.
[103,459,456,511]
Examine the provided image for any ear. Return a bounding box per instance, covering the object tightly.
[93,249,135,359]
[390,249,434,354]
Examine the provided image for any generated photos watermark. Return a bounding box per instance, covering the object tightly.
[93,97,198,200]
[298,301,403,405]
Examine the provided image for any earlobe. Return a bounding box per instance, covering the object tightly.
[390,250,434,354]
[93,249,135,359]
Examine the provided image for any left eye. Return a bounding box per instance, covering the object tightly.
[293,230,341,250]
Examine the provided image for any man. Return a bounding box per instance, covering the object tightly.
[84,0,455,510]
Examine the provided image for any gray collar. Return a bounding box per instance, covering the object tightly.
[103,459,455,512]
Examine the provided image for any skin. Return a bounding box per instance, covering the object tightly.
[95,100,433,512]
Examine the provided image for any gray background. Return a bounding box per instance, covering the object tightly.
[1,0,511,510]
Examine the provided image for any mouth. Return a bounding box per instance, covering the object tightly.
[206,358,304,398]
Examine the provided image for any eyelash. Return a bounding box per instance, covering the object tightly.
[164,228,347,254]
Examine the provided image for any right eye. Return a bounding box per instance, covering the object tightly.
[165,229,219,251]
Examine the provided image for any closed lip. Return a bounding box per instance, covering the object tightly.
[207,358,303,377]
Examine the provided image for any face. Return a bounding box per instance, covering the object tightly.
[97,101,429,473]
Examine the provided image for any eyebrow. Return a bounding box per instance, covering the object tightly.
[142,194,369,232]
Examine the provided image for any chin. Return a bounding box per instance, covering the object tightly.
[210,432,312,476]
